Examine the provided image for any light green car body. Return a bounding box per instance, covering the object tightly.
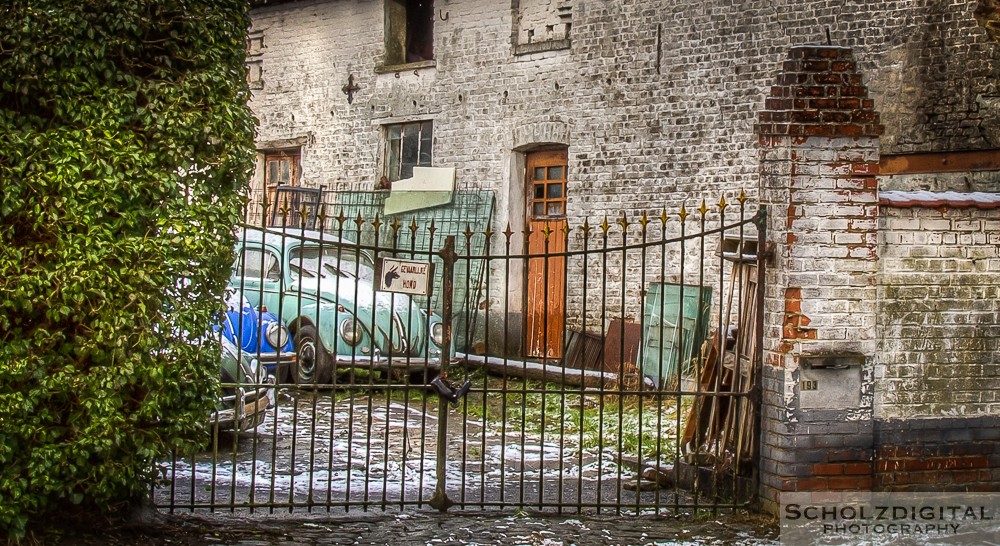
[231,228,443,383]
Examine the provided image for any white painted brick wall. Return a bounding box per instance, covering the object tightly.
[248,0,998,343]
[876,206,1000,419]
[249,0,996,228]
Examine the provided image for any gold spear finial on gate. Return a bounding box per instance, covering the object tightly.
[279,198,290,224]
[618,212,630,232]
[318,204,328,229]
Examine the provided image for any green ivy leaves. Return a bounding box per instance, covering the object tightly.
[0,0,255,538]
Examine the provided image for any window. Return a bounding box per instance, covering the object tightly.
[384,0,434,66]
[236,249,281,282]
[246,29,264,89]
[513,0,572,55]
[264,150,299,189]
[528,150,568,219]
[385,121,433,182]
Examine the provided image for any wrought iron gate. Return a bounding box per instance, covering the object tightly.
[154,191,766,516]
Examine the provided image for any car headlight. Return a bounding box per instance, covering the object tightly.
[265,322,290,349]
[339,318,362,346]
[430,321,444,346]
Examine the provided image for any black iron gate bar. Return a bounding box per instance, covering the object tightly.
[440,199,765,513]
[155,192,766,516]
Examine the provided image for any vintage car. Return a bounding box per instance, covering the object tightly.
[219,288,295,378]
[213,335,274,434]
[230,228,444,385]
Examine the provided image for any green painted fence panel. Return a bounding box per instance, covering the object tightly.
[640,283,712,388]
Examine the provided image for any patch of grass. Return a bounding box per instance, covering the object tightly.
[458,367,691,461]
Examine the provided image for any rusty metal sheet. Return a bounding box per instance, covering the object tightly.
[880,149,1000,174]
[603,319,642,374]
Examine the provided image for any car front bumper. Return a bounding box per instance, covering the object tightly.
[213,379,275,433]
[242,351,296,375]
[332,355,445,371]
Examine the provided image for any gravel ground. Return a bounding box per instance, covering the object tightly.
[45,510,779,546]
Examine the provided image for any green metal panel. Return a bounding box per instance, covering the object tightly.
[640,283,712,388]
[327,191,495,351]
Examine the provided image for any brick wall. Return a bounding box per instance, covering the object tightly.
[249,0,998,339]
[756,45,883,513]
[876,416,1000,492]
[757,44,1000,514]
[877,205,1000,418]
[873,201,1000,491]
[249,0,998,223]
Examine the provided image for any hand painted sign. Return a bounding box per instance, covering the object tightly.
[376,257,434,296]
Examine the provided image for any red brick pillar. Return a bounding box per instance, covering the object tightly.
[755,45,884,514]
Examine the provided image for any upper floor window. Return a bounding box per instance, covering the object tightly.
[385,120,433,182]
[513,0,572,55]
[265,150,299,189]
[384,0,434,66]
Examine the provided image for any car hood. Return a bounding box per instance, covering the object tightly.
[292,276,427,353]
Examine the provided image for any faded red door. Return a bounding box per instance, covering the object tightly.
[525,149,567,359]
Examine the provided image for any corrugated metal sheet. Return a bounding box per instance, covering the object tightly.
[564,329,604,372]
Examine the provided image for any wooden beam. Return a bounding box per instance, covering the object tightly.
[880,149,1000,175]
[456,352,619,389]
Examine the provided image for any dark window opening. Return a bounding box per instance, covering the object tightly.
[385,0,434,65]
[385,120,433,182]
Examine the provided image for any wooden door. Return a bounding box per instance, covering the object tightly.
[264,150,299,225]
[525,149,567,359]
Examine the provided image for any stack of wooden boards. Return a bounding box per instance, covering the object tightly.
[680,261,760,476]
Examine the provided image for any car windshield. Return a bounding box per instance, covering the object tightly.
[288,244,375,282]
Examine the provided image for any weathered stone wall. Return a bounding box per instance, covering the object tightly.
[248,0,997,337]
[873,204,1000,492]
[877,204,1000,418]
[756,44,883,513]
[756,43,1000,513]
[249,0,998,223]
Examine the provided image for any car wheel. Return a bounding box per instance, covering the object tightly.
[293,325,331,386]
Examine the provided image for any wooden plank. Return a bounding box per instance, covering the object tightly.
[525,221,566,358]
[564,329,604,371]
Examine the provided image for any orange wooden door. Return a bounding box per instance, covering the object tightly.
[264,150,299,225]
[525,149,567,359]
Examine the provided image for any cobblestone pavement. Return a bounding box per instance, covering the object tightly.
[52,510,779,545]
